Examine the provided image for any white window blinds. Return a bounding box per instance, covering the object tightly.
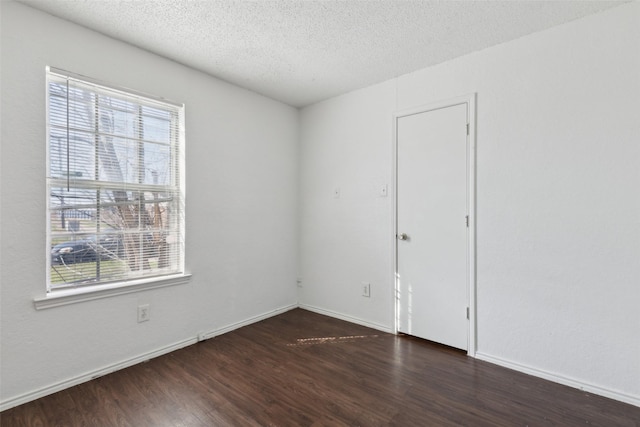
[47,67,185,291]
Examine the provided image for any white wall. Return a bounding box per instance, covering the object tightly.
[299,2,640,405]
[298,81,397,331]
[0,1,298,408]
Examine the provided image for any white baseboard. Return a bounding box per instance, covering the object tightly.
[298,304,393,334]
[0,303,298,412]
[197,303,299,341]
[475,352,640,408]
[0,337,197,412]
[9,306,634,412]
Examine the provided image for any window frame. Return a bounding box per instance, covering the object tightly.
[39,67,189,308]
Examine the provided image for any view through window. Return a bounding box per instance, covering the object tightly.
[47,68,185,292]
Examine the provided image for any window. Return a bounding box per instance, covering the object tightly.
[46,67,185,294]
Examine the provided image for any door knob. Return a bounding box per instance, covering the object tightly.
[398,233,408,241]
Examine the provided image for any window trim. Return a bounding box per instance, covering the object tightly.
[34,273,192,310]
[43,66,187,302]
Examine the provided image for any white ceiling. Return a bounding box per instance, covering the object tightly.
[17,0,626,107]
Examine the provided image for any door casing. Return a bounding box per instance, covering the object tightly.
[392,94,477,356]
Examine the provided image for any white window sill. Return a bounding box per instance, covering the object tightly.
[34,273,192,310]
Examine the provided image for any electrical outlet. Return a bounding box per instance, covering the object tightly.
[362,282,370,298]
[138,304,150,323]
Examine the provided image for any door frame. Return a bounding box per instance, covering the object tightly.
[392,94,477,356]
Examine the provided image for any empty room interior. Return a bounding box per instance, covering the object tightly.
[1,0,639,424]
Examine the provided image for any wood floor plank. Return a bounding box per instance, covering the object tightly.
[1,309,638,426]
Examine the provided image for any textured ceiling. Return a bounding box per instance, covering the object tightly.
[17,0,626,107]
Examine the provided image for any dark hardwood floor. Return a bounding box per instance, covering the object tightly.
[2,308,638,426]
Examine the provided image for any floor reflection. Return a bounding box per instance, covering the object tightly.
[287,334,379,346]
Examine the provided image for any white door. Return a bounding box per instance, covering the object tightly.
[396,102,469,351]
